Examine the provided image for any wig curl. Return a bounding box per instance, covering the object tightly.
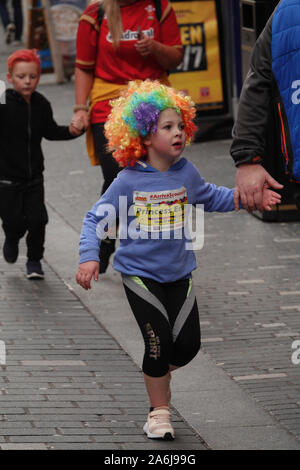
[104,80,197,167]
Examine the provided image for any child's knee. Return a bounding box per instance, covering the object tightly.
[171,336,201,368]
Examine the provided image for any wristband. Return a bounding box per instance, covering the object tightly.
[73,104,89,112]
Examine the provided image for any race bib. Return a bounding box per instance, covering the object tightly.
[133,187,188,232]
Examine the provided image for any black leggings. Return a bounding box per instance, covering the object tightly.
[91,122,121,195]
[123,275,201,377]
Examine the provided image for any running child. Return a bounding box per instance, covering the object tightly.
[75,80,281,440]
[0,49,83,279]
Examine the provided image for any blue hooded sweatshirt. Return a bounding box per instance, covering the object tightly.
[79,157,235,283]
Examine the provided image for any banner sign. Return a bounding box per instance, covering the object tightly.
[169,0,225,111]
[49,0,86,42]
[27,0,86,80]
[49,1,86,76]
[27,0,53,73]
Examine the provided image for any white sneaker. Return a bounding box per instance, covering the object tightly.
[12,40,23,46]
[5,23,15,44]
[143,406,175,440]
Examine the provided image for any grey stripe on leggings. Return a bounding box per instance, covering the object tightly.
[122,276,169,323]
[122,275,195,342]
[172,285,196,342]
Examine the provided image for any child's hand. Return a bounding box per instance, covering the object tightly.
[262,186,282,211]
[69,112,88,136]
[234,186,281,212]
[69,119,85,136]
[233,187,241,211]
[76,261,99,290]
[69,124,84,136]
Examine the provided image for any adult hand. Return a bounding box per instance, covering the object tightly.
[76,261,99,290]
[70,109,89,135]
[135,32,155,57]
[234,163,283,212]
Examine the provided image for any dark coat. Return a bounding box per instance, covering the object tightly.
[0,89,74,183]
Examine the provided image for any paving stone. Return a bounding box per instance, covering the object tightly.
[49,443,120,449]
[0,231,203,450]
[0,443,48,450]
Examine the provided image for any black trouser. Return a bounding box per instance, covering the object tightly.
[123,275,201,377]
[0,0,23,39]
[0,180,48,261]
[91,122,121,195]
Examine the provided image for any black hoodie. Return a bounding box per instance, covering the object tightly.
[0,89,75,184]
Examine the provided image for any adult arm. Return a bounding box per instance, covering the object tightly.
[70,8,98,132]
[70,67,94,132]
[230,15,282,211]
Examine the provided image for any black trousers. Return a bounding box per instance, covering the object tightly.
[0,180,48,261]
[0,0,23,39]
[123,275,201,377]
[91,122,121,195]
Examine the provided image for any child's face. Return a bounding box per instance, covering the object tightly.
[144,108,186,163]
[7,61,40,103]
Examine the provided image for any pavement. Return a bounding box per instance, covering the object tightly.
[1,35,300,451]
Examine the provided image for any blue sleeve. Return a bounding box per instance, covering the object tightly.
[79,173,125,263]
[190,164,236,212]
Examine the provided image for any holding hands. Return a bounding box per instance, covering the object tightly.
[234,164,283,212]
[234,185,282,212]
[69,109,89,136]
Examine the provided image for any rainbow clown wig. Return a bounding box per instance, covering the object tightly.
[104,80,197,167]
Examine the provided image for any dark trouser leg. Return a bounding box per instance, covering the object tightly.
[12,0,22,39]
[91,122,121,196]
[23,182,48,261]
[0,185,26,241]
[0,0,10,28]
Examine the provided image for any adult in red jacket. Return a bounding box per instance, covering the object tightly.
[70,0,183,272]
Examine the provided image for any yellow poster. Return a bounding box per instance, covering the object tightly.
[169,0,224,110]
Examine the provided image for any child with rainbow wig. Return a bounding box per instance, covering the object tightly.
[76,80,281,440]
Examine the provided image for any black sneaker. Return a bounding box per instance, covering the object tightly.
[99,238,116,273]
[3,238,19,263]
[26,260,44,280]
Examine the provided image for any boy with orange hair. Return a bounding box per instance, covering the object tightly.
[0,49,83,279]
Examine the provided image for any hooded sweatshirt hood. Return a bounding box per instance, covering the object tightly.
[132,156,187,173]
